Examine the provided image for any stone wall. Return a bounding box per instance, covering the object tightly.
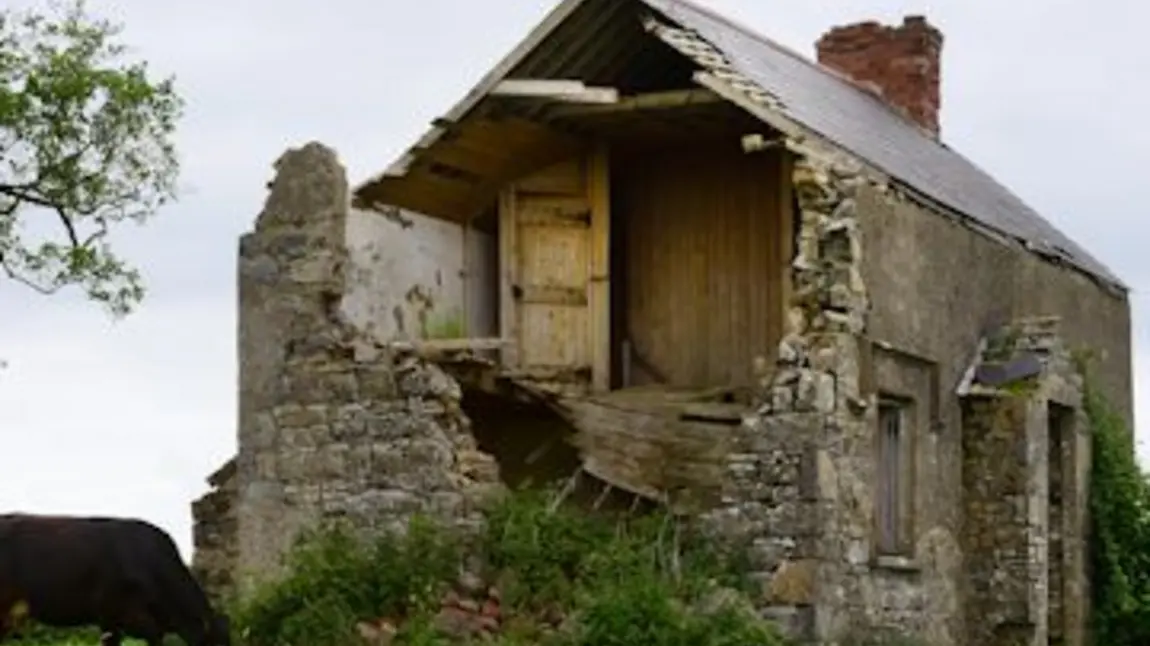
[191,139,1102,646]
[854,152,1128,645]
[858,171,1131,431]
[956,317,1089,646]
[776,144,906,645]
[196,142,502,594]
[191,458,237,601]
[691,142,874,643]
[755,138,1109,645]
[960,395,1032,643]
[1047,401,1069,646]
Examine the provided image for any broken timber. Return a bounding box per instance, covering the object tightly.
[410,343,752,512]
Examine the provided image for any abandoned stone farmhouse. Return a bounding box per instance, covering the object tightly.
[190,0,1133,644]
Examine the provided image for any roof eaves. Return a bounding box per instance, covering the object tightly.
[352,0,593,192]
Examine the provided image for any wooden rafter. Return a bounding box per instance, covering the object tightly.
[545,88,723,118]
[490,79,619,104]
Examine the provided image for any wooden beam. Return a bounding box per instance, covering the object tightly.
[741,132,786,153]
[424,337,507,352]
[409,140,514,179]
[361,113,591,224]
[777,147,795,348]
[499,187,521,369]
[546,88,723,118]
[587,141,611,393]
[391,337,509,352]
[491,79,619,104]
[358,175,478,223]
[411,115,587,186]
[461,211,472,337]
[353,0,593,183]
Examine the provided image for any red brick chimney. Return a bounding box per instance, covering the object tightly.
[815,15,943,137]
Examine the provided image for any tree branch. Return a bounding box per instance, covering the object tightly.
[0,182,82,249]
[0,253,58,294]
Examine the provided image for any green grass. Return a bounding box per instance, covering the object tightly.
[12,625,143,646]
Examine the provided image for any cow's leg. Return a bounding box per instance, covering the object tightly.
[112,603,165,646]
[99,629,123,646]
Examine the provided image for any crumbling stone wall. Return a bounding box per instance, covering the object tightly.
[194,143,502,595]
[752,140,1105,646]
[776,145,905,644]
[1047,400,1068,646]
[960,396,1032,642]
[695,143,874,642]
[191,458,237,600]
[957,317,1088,646]
[734,141,982,645]
[192,139,1098,646]
[767,141,1091,646]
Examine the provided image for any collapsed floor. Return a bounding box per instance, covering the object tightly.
[191,340,761,602]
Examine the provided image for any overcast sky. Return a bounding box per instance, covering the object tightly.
[1,0,1146,559]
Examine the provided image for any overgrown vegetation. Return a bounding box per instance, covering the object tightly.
[1081,356,1150,645]
[22,359,1150,646]
[231,489,784,646]
[10,625,103,646]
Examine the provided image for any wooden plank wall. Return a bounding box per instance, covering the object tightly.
[612,140,791,389]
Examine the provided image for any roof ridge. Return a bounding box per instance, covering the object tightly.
[659,0,943,138]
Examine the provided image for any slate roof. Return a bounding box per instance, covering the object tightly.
[641,0,1122,288]
[357,0,1123,289]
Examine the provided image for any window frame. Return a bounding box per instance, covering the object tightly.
[875,395,914,558]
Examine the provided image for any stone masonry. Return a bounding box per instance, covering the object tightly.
[957,317,1089,646]
[696,141,874,643]
[191,458,237,600]
[571,12,1102,643]
[192,139,1098,646]
[194,143,502,595]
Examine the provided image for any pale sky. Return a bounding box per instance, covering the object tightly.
[1,0,1146,560]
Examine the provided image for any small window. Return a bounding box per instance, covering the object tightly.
[877,399,910,555]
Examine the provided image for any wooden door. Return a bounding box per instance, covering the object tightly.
[499,150,610,389]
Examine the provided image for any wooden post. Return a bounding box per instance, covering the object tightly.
[461,212,471,338]
[498,187,520,369]
[778,150,795,341]
[588,141,612,392]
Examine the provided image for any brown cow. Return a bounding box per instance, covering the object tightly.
[0,514,230,646]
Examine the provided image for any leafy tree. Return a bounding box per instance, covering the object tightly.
[0,0,183,316]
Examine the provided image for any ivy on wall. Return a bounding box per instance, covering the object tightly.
[1081,355,1150,645]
